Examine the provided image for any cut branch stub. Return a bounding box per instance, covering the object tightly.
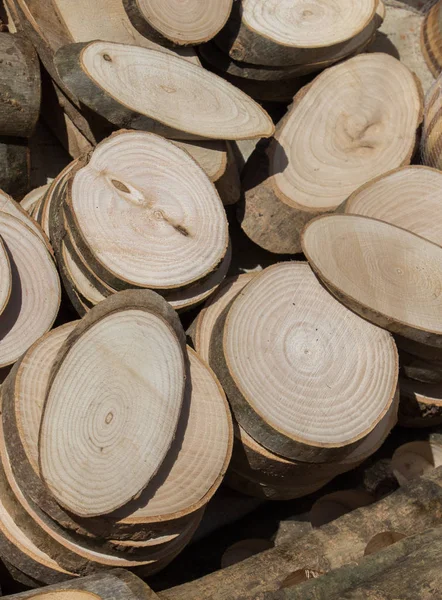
[54,41,274,141]
[215,0,377,67]
[123,0,233,46]
[303,214,442,347]
[344,166,442,245]
[65,130,228,292]
[39,289,187,517]
[217,262,398,462]
[0,212,60,368]
[240,53,423,254]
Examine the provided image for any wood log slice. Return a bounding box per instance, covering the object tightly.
[21,184,50,213]
[303,214,442,347]
[39,290,186,518]
[0,188,49,247]
[0,212,60,367]
[46,158,82,243]
[309,490,374,527]
[398,377,442,427]
[54,42,274,141]
[64,130,228,291]
[421,0,442,77]
[214,262,398,462]
[0,136,30,198]
[214,0,377,67]
[0,32,40,137]
[240,53,422,254]
[392,439,442,486]
[0,237,11,318]
[172,140,228,182]
[123,0,233,46]
[343,166,442,245]
[421,76,442,170]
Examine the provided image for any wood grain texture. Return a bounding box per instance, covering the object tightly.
[421,0,442,77]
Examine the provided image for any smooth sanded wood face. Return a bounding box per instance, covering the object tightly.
[61,242,107,306]
[242,0,375,47]
[271,53,422,211]
[0,237,11,317]
[80,42,274,140]
[172,140,227,182]
[0,189,47,245]
[21,184,50,213]
[136,0,233,44]
[224,262,397,450]
[69,131,228,290]
[392,441,442,486]
[303,215,442,346]
[39,303,186,517]
[0,213,60,368]
[345,167,442,246]
[27,593,99,600]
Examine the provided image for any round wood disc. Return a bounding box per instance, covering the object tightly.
[221,262,398,462]
[0,212,60,368]
[39,290,186,517]
[345,166,442,245]
[392,440,442,486]
[303,214,442,347]
[66,131,228,291]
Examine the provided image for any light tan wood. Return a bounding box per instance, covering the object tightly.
[0,188,49,246]
[172,140,228,182]
[54,41,274,141]
[422,77,442,171]
[0,235,11,317]
[303,214,442,347]
[39,290,186,517]
[21,184,50,213]
[344,166,442,245]
[217,262,398,462]
[421,0,442,77]
[241,53,423,254]
[310,490,375,527]
[392,440,442,486]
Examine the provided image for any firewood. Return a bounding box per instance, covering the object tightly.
[214,0,377,67]
[54,42,274,140]
[344,166,442,245]
[161,468,442,600]
[392,438,442,486]
[240,54,422,254]
[211,262,398,462]
[309,490,375,528]
[398,378,442,428]
[0,32,40,137]
[421,0,442,77]
[123,0,233,46]
[303,215,442,346]
[21,184,50,214]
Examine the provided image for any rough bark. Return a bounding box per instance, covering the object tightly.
[0,136,30,198]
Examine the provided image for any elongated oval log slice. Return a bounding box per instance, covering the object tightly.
[0,33,40,137]
[123,0,233,46]
[0,136,30,198]
[0,188,49,246]
[344,166,442,245]
[240,53,423,254]
[60,241,107,307]
[398,377,442,428]
[392,440,442,487]
[310,490,375,528]
[172,140,228,182]
[39,290,186,518]
[0,239,11,318]
[421,76,442,170]
[400,351,442,385]
[0,213,60,368]
[215,0,376,67]
[65,131,228,291]
[47,158,82,245]
[303,215,442,347]
[54,42,274,141]
[214,143,241,206]
[219,262,398,462]
[221,538,273,569]
[21,184,50,214]
[421,0,442,77]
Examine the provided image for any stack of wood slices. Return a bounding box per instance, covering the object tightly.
[0,290,232,584]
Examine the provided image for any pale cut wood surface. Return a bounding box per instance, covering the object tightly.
[392,439,442,485]
[0,188,48,246]
[66,131,228,291]
[172,140,228,182]
[303,214,442,347]
[422,76,442,171]
[54,41,275,141]
[241,53,423,254]
[344,166,442,245]
[21,184,50,213]
[0,212,60,368]
[217,262,398,462]
[123,0,233,46]
[0,236,11,317]
[421,0,442,77]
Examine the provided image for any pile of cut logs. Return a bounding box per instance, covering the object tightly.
[0,0,441,597]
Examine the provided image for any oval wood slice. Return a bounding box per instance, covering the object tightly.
[398,377,442,428]
[303,214,442,347]
[0,188,49,246]
[240,53,423,254]
[0,212,60,367]
[392,439,442,486]
[215,0,377,67]
[421,0,442,77]
[0,236,11,318]
[123,0,233,46]
[217,262,398,462]
[54,41,274,141]
[172,140,228,182]
[65,130,228,291]
[344,166,442,245]
[21,184,50,214]
[422,76,442,170]
[39,290,186,517]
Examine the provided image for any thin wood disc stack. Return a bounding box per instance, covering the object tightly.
[0,290,232,583]
[240,53,423,254]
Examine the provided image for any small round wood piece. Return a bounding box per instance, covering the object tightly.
[66,130,229,291]
[54,41,274,140]
[39,290,187,517]
[345,166,442,245]
[303,214,442,347]
[220,262,398,462]
[392,440,442,486]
